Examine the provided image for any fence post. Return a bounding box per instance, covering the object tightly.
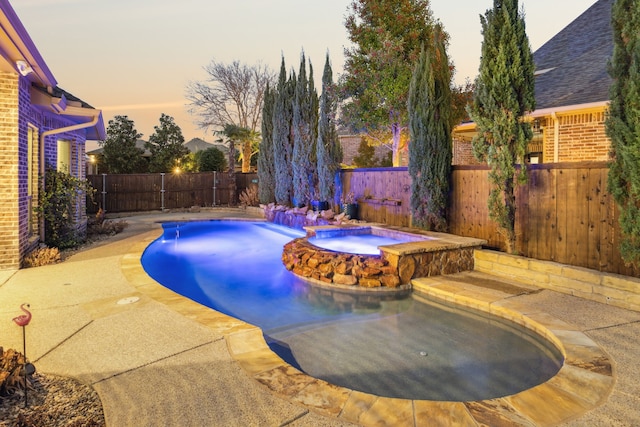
[101,173,107,213]
[161,173,165,211]
[213,171,216,207]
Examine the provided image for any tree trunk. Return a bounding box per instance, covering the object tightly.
[228,141,236,206]
[391,122,401,167]
[504,177,516,254]
[241,141,252,173]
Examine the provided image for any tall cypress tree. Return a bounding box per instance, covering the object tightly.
[317,54,343,205]
[468,0,535,254]
[292,53,319,206]
[258,83,276,204]
[606,0,640,266]
[272,58,296,206]
[408,26,453,231]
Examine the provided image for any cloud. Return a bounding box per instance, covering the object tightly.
[100,101,185,112]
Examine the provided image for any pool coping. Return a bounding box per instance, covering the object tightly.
[123,228,615,427]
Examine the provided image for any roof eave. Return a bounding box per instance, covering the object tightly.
[528,101,609,118]
[453,101,610,134]
[31,85,106,140]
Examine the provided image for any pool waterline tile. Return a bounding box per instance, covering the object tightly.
[126,226,616,426]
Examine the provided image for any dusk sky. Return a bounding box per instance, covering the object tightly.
[12,0,596,150]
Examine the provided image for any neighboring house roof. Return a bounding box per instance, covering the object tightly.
[184,137,213,152]
[0,1,105,140]
[533,0,614,110]
[184,138,229,155]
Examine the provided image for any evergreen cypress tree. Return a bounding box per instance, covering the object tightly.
[408,26,453,231]
[258,83,276,204]
[317,54,342,205]
[606,0,640,266]
[292,53,319,206]
[272,58,296,205]
[468,0,535,253]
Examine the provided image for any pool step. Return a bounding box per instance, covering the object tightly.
[412,271,542,304]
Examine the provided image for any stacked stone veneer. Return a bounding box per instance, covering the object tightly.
[475,249,640,312]
[282,231,483,289]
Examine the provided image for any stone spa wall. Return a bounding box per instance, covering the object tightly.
[282,229,483,289]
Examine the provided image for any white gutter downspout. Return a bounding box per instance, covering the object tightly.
[551,112,560,163]
[38,114,100,241]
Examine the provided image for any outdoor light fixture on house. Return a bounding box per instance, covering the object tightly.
[15,59,33,76]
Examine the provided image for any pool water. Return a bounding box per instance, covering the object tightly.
[307,234,404,254]
[142,220,563,401]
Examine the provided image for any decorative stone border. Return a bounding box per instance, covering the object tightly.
[281,225,486,289]
[282,237,401,288]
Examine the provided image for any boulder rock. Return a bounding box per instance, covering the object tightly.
[333,273,358,286]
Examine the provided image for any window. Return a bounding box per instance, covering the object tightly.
[57,139,71,173]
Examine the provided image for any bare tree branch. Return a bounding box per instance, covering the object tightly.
[186,60,276,134]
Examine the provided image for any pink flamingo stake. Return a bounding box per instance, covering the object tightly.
[12,303,32,327]
[12,303,32,407]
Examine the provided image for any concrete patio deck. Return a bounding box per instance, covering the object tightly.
[1,209,639,426]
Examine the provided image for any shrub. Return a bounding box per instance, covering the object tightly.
[22,246,61,268]
[239,185,259,208]
[36,168,94,249]
[87,209,128,235]
[0,347,30,398]
[88,219,128,236]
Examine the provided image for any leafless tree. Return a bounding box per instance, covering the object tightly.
[186,60,276,172]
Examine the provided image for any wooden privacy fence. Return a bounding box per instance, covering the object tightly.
[87,172,258,213]
[341,168,412,227]
[341,163,637,277]
[88,165,635,276]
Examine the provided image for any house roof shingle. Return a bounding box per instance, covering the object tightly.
[533,0,614,110]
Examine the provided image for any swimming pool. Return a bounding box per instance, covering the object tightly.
[141,220,563,401]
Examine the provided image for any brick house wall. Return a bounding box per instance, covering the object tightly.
[541,112,609,163]
[452,136,482,166]
[452,109,611,166]
[0,71,90,269]
[0,72,21,268]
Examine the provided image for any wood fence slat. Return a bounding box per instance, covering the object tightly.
[587,169,603,270]
[541,168,557,262]
[574,169,591,268]
[555,168,569,264]
[527,168,542,258]
[599,168,614,272]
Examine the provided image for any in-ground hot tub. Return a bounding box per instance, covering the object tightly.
[282,224,486,289]
[307,225,430,255]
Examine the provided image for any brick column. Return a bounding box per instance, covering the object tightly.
[0,72,21,268]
